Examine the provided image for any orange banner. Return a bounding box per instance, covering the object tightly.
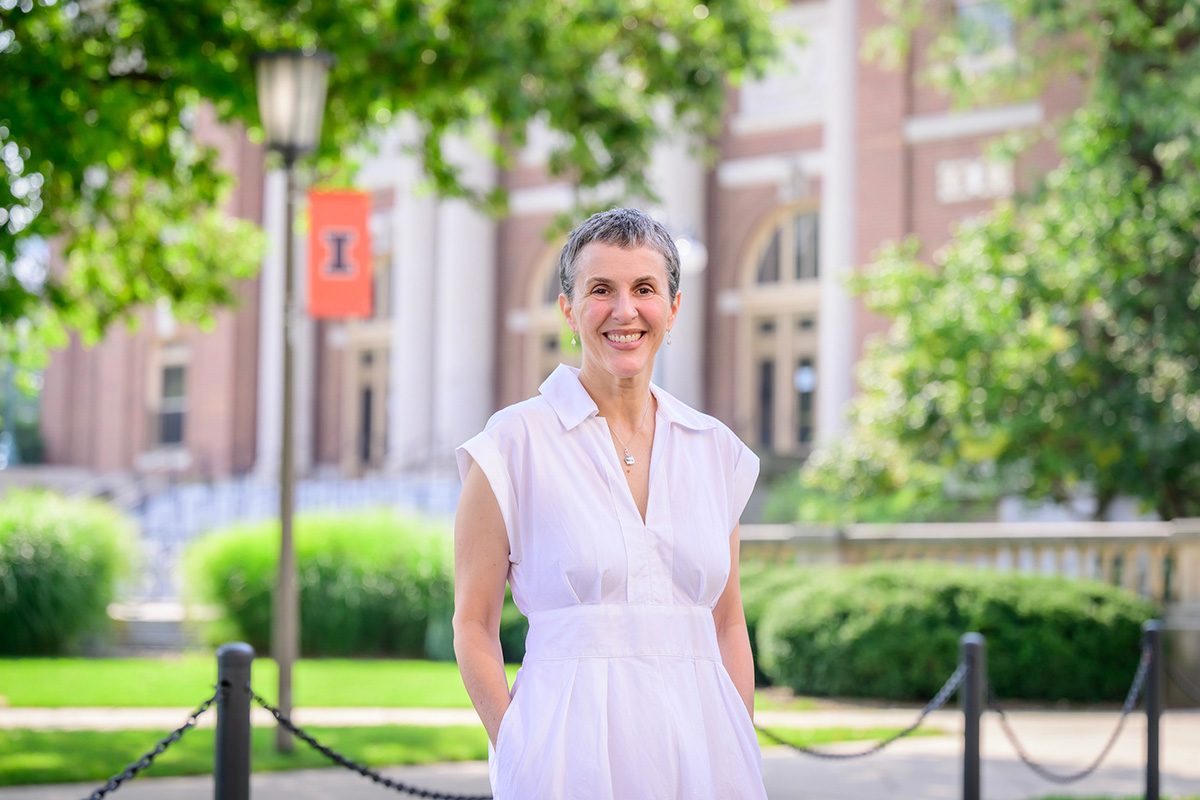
[308,190,372,319]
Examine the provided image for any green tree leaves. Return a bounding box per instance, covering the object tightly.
[798,0,1200,521]
[1,0,778,357]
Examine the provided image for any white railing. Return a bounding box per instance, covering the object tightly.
[126,475,460,600]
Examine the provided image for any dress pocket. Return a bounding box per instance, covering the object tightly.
[494,670,524,757]
[494,696,517,752]
[716,662,756,733]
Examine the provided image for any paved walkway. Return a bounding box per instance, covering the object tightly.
[3,706,1200,799]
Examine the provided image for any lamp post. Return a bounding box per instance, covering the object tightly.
[252,48,332,753]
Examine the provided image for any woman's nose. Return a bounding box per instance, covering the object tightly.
[612,290,638,321]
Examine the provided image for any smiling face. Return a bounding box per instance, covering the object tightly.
[560,242,681,386]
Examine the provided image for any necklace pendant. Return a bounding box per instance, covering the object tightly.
[624,451,636,466]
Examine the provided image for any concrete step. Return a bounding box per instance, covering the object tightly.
[106,601,216,654]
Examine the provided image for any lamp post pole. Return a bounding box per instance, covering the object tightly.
[253,49,332,754]
[276,152,298,753]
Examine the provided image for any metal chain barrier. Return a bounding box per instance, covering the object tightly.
[79,687,222,800]
[1167,661,1200,705]
[250,688,492,800]
[73,632,1181,796]
[989,644,1151,785]
[755,660,969,759]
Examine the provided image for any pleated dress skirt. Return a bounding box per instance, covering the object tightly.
[487,604,768,800]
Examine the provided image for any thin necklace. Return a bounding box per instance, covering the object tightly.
[610,396,652,466]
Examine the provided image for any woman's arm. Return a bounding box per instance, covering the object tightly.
[452,460,514,745]
[712,522,756,721]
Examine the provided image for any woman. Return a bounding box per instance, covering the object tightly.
[453,207,767,799]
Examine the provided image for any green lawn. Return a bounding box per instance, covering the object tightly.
[0,724,938,786]
[754,726,944,750]
[0,725,489,786]
[0,657,520,708]
[752,692,822,712]
[0,657,818,711]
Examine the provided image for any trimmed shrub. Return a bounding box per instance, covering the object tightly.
[757,562,1156,702]
[11,418,44,465]
[498,593,529,664]
[188,509,531,662]
[187,510,454,657]
[0,491,134,655]
[739,562,815,685]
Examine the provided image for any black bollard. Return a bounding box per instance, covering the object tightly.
[960,633,986,800]
[1144,620,1162,800]
[215,642,255,800]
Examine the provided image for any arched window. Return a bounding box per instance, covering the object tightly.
[737,208,820,457]
[755,211,819,284]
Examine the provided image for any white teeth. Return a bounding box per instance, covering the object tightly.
[606,332,642,343]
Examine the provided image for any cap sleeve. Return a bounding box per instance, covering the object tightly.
[729,439,760,532]
[456,430,521,564]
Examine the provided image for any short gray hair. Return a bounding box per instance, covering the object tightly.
[558,207,681,302]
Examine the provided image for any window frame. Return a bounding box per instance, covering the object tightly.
[737,205,822,458]
[149,343,189,451]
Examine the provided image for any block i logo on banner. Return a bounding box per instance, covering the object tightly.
[321,229,359,276]
[308,190,372,319]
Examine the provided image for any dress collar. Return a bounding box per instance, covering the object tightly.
[539,364,718,432]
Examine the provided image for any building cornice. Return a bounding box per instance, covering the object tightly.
[904,102,1043,144]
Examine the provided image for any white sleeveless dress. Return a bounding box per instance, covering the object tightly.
[456,365,767,800]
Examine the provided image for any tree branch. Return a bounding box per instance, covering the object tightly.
[90,71,169,86]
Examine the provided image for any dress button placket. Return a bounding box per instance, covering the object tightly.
[596,417,648,604]
[643,420,671,605]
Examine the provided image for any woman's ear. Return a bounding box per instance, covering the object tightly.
[559,292,576,334]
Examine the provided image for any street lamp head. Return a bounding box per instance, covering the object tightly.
[252,49,334,164]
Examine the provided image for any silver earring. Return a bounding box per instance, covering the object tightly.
[571,331,578,347]
[668,329,672,345]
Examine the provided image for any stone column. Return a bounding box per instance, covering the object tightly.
[387,138,437,471]
[647,130,707,408]
[816,0,858,443]
[431,136,498,469]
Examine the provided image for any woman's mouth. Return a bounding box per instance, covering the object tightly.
[604,332,645,344]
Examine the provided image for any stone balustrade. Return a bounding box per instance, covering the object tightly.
[742,518,1200,605]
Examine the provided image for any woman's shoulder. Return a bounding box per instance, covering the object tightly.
[478,393,558,444]
[655,386,741,443]
[655,388,758,478]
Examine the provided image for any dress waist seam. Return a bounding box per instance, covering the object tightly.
[522,653,723,663]
[526,603,714,616]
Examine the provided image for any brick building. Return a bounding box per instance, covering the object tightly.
[40,0,1075,488]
